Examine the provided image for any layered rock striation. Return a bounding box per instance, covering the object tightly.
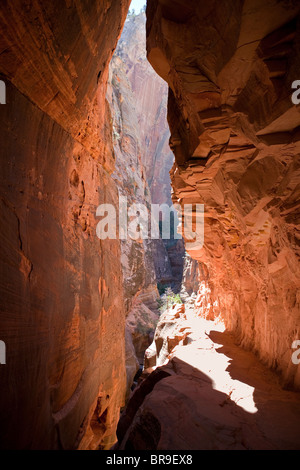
[107,12,186,385]
[115,12,185,291]
[107,50,160,373]
[0,0,131,450]
[146,0,300,390]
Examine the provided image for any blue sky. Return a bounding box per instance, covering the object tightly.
[129,0,146,13]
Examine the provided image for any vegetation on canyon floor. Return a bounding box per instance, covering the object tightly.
[157,287,183,314]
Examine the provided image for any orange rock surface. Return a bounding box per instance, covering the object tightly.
[0,0,130,450]
[147,0,300,390]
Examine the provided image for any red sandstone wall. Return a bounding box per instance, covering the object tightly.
[146,0,300,390]
[0,0,130,449]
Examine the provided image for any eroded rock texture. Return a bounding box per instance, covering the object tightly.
[108,55,159,363]
[114,12,185,292]
[107,19,161,373]
[147,0,300,390]
[107,12,186,381]
[0,0,130,450]
[117,12,174,208]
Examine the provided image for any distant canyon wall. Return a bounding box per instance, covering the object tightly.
[113,13,185,294]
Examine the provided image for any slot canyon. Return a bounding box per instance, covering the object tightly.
[0,0,300,451]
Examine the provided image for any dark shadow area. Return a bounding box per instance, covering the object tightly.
[208,329,300,449]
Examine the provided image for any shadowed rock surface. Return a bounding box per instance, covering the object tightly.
[0,0,131,450]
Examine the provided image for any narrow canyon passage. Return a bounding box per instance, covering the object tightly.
[0,0,299,451]
[106,9,185,383]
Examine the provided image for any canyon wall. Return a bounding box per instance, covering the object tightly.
[115,12,185,293]
[0,0,130,450]
[117,12,174,208]
[108,51,160,371]
[106,12,186,382]
[146,0,300,390]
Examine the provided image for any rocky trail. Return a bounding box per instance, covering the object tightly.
[116,303,300,450]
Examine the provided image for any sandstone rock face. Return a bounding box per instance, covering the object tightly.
[117,13,174,207]
[114,12,185,291]
[107,33,160,372]
[146,0,300,390]
[107,12,186,380]
[180,255,200,302]
[144,303,189,369]
[0,0,131,450]
[0,0,130,171]
[108,50,160,311]
[125,327,140,403]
